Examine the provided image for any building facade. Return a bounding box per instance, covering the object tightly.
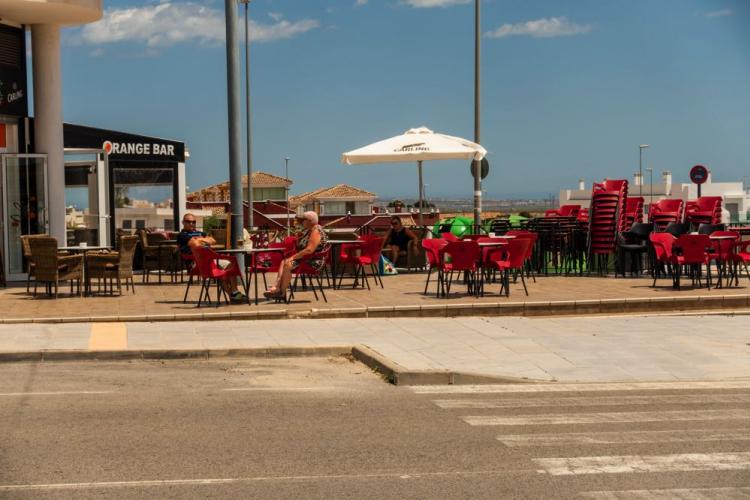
[0,2,195,281]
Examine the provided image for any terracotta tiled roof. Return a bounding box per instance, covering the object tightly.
[188,171,291,201]
[242,171,291,188]
[289,184,376,205]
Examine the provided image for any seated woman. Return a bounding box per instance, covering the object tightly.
[383,216,418,264]
[264,211,328,299]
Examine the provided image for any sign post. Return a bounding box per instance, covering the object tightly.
[689,164,708,197]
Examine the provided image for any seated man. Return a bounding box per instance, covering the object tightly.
[382,216,418,265]
[177,214,246,303]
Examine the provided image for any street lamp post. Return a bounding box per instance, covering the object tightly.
[285,157,290,236]
[645,167,653,216]
[239,0,253,230]
[472,0,482,234]
[224,0,243,250]
[639,144,649,198]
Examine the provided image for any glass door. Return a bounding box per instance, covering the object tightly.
[1,154,48,280]
[64,149,110,248]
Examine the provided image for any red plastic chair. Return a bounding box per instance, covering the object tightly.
[441,232,459,242]
[486,238,532,297]
[422,238,448,296]
[649,232,675,287]
[190,245,242,307]
[181,252,199,303]
[441,241,481,297]
[337,236,384,290]
[672,234,712,289]
[731,238,750,284]
[707,231,739,287]
[246,242,286,291]
[290,247,331,303]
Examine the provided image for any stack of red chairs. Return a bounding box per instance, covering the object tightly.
[623,197,644,231]
[684,197,723,228]
[544,205,581,218]
[648,199,684,230]
[587,179,628,270]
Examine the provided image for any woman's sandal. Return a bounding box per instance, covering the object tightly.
[263,289,284,300]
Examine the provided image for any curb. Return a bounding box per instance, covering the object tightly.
[2,294,748,324]
[0,344,539,386]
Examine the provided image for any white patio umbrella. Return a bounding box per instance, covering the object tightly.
[341,126,487,227]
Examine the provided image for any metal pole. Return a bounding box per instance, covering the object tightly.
[638,144,648,198]
[225,0,243,250]
[472,0,482,233]
[285,157,290,236]
[243,0,254,230]
[418,160,424,228]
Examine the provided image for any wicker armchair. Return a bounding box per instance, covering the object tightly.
[28,236,83,298]
[87,235,138,295]
[20,234,45,292]
[137,230,179,283]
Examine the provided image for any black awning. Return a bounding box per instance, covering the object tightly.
[62,122,186,163]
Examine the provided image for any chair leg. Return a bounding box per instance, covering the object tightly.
[131,277,136,295]
[183,275,193,304]
[424,267,432,295]
[316,274,327,303]
[520,272,528,296]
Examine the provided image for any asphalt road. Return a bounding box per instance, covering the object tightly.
[0,358,749,499]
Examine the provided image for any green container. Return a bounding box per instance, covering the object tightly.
[433,216,474,237]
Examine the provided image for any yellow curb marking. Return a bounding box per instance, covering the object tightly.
[89,323,128,351]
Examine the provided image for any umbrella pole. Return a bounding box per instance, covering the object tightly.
[417,160,424,228]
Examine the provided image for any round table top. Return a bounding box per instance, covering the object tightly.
[217,247,285,254]
[709,235,737,240]
[58,245,111,251]
[328,239,362,245]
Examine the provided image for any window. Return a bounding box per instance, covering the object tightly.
[122,220,132,230]
[135,220,146,230]
[345,202,356,214]
[324,202,345,215]
[252,187,286,201]
[164,219,174,231]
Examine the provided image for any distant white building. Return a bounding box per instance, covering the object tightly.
[559,171,750,222]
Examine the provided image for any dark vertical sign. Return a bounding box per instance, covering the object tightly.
[0,24,28,117]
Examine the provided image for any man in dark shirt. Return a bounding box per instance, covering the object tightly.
[177,215,208,255]
[178,214,245,303]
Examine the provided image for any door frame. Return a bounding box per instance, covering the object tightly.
[64,148,110,247]
[1,153,49,281]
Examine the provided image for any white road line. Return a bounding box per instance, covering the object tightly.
[0,469,530,491]
[0,391,114,397]
[581,486,750,499]
[534,452,750,476]
[498,428,750,447]
[411,381,750,394]
[434,394,750,409]
[221,387,335,392]
[463,409,750,426]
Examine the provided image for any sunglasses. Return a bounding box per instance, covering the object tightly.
[183,220,196,225]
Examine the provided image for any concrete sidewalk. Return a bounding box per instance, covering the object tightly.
[0,314,748,383]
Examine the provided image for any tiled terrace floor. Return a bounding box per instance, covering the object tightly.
[1,269,748,321]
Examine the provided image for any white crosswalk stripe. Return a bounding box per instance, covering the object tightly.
[498,428,750,447]
[580,486,750,499]
[463,409,750,426]
[411,381,750,394]
[434,394,750,408]
[416,380,750,495]
[533,452,750,476]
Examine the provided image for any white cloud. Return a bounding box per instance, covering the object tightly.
[268,12,284,22]
[75,2,318,49]
[485,16,592,39]
[401,0,471,8]
[355,0,368,6]
[705,9,732,18]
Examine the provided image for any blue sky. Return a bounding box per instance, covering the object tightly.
[51,0,750,199]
